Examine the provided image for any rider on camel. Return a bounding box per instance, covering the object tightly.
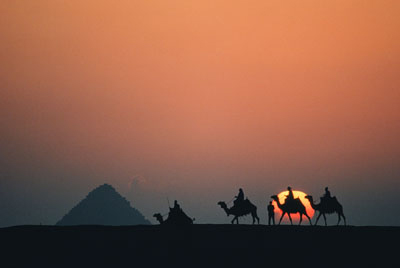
[286,186,295,202]
[321,187,332,207]
[321,187,332,205]
[323,187,331,199]
[234,188,245,207]
[171,200,182,214]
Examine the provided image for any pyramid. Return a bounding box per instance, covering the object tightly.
[56,183,150,225]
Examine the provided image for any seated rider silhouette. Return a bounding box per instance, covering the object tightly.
[172,200,182,213]
[285,186,295,203]
[166,200,194,225]
[321,187,332,205]
[234,188,245,207]
[323,187,331,198]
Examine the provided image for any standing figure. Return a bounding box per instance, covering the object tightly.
[267,201,275,226]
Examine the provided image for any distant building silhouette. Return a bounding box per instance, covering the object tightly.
[56,183,150,225]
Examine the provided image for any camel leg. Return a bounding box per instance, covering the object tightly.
[305,213,312,225]
[336,213,341,226]
[323,214,327,226]
[337,212,347,226]
[342,213,347,226]
[252,212,260,224]
[299,213,303,225]
[255,210,260,224]
[315,212,322,226]
[279,212,286,225]
[288,213,293,225]
[231,216,237,224]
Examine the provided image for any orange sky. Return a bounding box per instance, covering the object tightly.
[1,1,400,225]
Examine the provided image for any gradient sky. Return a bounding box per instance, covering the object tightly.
[1,0,400,226]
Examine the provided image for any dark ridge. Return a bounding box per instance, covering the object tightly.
[0,225,398,267]
[56,183,150,226]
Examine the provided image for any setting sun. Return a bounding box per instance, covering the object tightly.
[272,190,314,223]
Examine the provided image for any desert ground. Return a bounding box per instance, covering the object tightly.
[1,224,398,267]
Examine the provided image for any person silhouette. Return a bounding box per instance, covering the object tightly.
[321,187,332,208]
[286,186,295,202]
[323,187,331,199]
[234,188,245,207]
[173,200,181,212]
[267,201,275,226]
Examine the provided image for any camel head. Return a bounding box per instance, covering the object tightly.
[217,201,230,216]
[270,195,279,202]
[153,213,163,223]
[217,201,227,209]
[304,195,315,206]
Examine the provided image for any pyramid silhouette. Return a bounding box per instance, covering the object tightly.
[56,183,150,225]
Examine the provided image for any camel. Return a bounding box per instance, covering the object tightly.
[153,210,194,225]
[270,195,312,225]
[217,199,260,224]
[305,195,346,226]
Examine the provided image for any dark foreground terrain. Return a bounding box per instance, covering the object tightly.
[1,224,399,267]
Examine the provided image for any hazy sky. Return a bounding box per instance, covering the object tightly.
[1,0,400,226]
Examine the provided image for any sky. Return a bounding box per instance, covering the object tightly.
[1,0,400,226]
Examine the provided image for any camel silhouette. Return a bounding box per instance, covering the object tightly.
[305,195,346,226]
[217,199,260,224]
[153,208,194,225]
[270,195,312,225]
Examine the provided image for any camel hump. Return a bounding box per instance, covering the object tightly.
[232,198,256,211]
[294,198,304,206]
[321,196,341,210]
[288,197,302,204]
[323,196,338,203]
[244,198,257,208]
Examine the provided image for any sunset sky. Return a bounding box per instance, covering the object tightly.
[1,0,400,226]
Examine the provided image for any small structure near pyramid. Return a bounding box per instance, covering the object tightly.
[56,183,150,225]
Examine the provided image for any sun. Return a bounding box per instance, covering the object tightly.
[271,190,314,223]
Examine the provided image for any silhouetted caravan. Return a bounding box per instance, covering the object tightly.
[305,191,346,226]
[217,199,260,224]
[270,194,312,225]
[153,200,194,225]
